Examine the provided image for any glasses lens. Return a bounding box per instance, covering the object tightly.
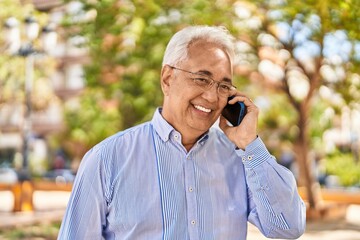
[174,66,234,97]
[192,76,212,88]
[218,83,233,96]
[192,76,233,97]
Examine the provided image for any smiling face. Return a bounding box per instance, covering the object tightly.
[161,41,233,143]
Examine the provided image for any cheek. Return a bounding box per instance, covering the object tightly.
[172,85,191,101]
[218,97,228,108]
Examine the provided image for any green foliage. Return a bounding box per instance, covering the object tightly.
[235,0,360,141]
[61,0,239,153]
[309,98,334,151]
[0,0,34,21]
[0,1,34,104]
[64,88,122,148]
[0,221,60,239]
[258,93,298,140]
[0,0,60,172]
[325,151,360,187]
[59,0,360,174]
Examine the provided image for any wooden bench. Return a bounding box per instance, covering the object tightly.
[0,181,72,212]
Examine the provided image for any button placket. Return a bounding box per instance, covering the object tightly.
[183,157,199,238]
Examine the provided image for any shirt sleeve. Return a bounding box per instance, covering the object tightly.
[57,148,108,240]
[236,137,306,239]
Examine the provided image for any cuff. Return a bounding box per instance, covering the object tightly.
[235,137,272,169]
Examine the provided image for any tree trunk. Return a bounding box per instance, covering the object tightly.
[294,101,321,210]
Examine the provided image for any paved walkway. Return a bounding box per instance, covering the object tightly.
[248,204,360,240]
[1,191,360,239]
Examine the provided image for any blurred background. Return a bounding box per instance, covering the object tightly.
[0,0,359,239]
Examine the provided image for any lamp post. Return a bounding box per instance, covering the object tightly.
[3,16,57,181]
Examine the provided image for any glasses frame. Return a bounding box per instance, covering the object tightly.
[167,65,236,97]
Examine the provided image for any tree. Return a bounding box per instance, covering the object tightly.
[233,0,360,212]
[61,0,360,215]
[61,0,238,158]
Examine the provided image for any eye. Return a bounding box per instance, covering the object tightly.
[193,77,211,86]
[219,83,232,91]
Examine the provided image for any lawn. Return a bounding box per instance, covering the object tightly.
[0,221,60,240]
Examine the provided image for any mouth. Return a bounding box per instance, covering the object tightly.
[194,104,212,113]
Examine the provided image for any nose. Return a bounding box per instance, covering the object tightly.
[201,83,218,102]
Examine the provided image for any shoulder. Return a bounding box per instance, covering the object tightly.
[77,121,154,198]
[93,121,152,152]
[80,121,153,167]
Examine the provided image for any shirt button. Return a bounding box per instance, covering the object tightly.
[242,156,246,161]
[191,220,196,225]
[188,186,194,192]
[174,134,179,140]
[248,155,253,160]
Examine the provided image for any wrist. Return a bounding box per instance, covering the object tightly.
[236,135,257,150]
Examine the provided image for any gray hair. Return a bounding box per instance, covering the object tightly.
[162,25,235,67]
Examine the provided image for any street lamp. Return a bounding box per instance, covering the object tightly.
[3,16,57,181]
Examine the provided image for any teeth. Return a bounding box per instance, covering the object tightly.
[194,105,211,113]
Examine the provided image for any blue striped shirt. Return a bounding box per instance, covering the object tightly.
[58,108,306,239]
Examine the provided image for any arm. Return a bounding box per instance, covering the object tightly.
[238,137,306,239]
[219,94,305,239]
[57,148,108,239]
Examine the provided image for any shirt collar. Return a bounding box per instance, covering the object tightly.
[151,107,210,145]
[151,108,174,142]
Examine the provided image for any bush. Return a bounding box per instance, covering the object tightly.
[325,152,360,187]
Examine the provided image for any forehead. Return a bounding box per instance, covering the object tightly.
[187,40,231,61]
[183,41,233,77]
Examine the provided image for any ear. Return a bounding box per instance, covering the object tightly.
[160,65,173,96]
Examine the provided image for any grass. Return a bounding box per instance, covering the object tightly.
[0,221,61,240]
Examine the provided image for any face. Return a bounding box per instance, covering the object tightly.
[161,41,233,140]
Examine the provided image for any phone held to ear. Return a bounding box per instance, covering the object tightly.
[221,96,247,126]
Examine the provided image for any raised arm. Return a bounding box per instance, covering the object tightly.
[238,137,306,239]
[220,94,306,238]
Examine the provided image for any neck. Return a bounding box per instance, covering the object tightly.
[182,140,197,151]
[159,107,204,151]
[181,133,205,151]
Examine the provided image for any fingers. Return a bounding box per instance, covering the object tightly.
[225,93,259,123]
[228,94,254,107]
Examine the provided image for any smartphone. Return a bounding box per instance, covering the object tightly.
[222,96,247,126]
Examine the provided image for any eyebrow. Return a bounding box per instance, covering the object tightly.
[196,69,232,83]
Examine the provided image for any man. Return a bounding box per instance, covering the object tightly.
[58,25,306,239]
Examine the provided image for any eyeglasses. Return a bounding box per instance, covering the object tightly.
[168,65,236,97]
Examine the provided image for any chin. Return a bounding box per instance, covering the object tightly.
[189,121,213,133]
